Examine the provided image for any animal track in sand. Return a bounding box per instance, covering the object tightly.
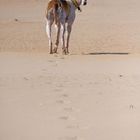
[48,60,55,63]
[54,88,63,92]
[42,68,47,71]
[129,104,135,109]
[66,124,79,129]
[59,136,78,140]
[23,77,29,81]
[14,18,19,22]
[59,116,69,120]
[56,100,65,104]
[119,74,123,78]
[61,94,69,98]
[64,107,73,112]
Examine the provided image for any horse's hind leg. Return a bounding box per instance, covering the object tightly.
[46,18,54,54]
[60,22,67,54]
[66,24,72,54]
[53,23,60,53]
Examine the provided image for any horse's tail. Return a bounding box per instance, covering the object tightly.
[46,0,59,24]
[53,3,59,24]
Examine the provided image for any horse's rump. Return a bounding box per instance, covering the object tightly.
[46,0,70,19]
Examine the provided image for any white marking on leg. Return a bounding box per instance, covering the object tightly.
[46,20,53,54]
[60,23,66,54]
[54,23,60,53]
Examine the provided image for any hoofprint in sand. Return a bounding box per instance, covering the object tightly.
[0,53,140,140]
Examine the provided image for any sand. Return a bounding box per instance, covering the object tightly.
[0,0,140,140]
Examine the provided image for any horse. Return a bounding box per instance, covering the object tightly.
[46,0,87,54]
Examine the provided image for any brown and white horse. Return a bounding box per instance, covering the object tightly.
[46,0,87,54]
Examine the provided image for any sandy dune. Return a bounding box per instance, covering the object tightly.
[0,0,140,140]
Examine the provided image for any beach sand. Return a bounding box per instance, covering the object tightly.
[0,0,140,140]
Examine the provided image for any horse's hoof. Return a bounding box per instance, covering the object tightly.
[65,48,69,55]
[62,48,67,55]
[53,47,58,53]
[66,50,69,54]
[49,51,53,54]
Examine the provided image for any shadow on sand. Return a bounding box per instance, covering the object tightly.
[83,52,130,55]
